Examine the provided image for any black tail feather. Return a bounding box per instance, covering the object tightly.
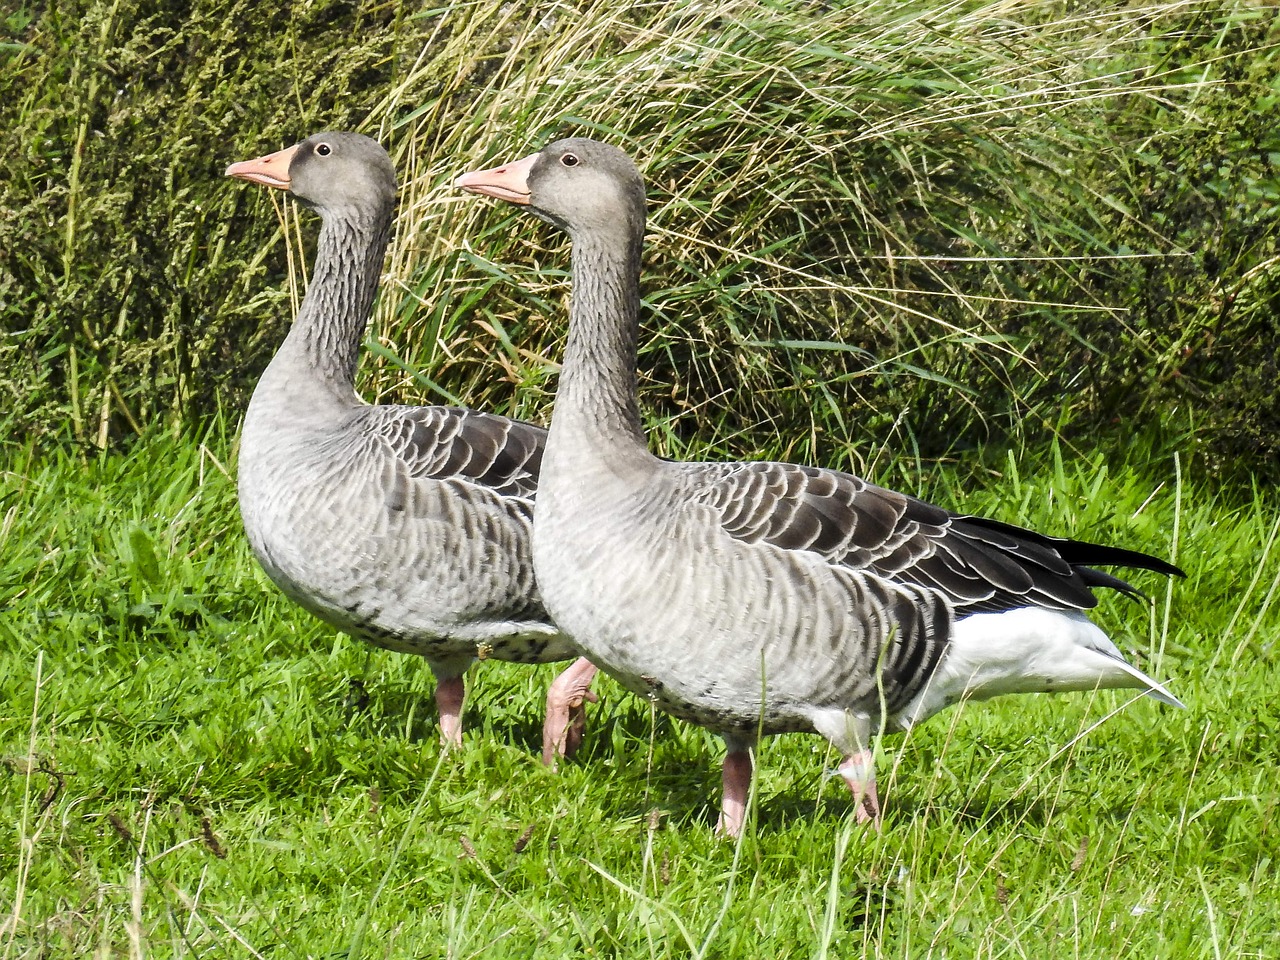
[955,514,1186,580]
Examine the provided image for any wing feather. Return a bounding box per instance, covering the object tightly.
[693,459,1179,615]
[373,406,545,499]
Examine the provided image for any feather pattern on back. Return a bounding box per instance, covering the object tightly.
[694,459,1182,616]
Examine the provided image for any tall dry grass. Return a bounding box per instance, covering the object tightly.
[352,0,1278,474]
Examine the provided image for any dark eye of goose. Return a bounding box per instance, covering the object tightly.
[561,153,579,167]
[315,143,332,157]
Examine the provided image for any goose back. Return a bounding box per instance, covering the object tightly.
[239,401,563,660]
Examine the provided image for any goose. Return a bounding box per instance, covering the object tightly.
[225,131,597,761]
[455,137,1184,836]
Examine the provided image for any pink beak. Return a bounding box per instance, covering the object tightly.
[225,143,300,190]
[454,151,539,205]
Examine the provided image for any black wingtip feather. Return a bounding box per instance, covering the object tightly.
[954,514,1185,579]
[1078,567,1147,603]
[1053,539,1186,580]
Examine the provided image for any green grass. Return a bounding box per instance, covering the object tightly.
[2,428,1277,958]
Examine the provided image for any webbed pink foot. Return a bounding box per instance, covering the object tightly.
[542,657,599,767]
[838,748,881,827]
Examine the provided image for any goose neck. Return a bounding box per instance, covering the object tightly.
[280,207,391,391]
[555,227,647,449]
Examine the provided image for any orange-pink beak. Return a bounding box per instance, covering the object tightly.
[454,151,539,205]
[225,143,301,190]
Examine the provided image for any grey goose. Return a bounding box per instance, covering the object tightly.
[226,132,597,760]
[456,137,1184,837]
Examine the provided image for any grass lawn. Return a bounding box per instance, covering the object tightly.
[2,428,1276,957]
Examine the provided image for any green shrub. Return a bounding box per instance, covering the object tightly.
[1086,5,1280,476]
[0,0,404,444]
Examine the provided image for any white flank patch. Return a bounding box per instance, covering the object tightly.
[898,607,1182,727]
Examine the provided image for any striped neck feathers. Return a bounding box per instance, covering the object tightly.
[557,219,648,450]
[280,203,392,391]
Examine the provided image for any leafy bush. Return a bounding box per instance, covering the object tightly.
[1085,5,1280,475]
[0,0,402,444]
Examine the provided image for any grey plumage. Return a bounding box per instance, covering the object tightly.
[457,137,1184,835]
[228,132,595,750]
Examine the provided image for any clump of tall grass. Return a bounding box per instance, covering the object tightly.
[364,0,1279,473]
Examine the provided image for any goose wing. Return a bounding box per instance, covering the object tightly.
[367,406,545,505]
[692,460,1180,615]
[342,406,548,626]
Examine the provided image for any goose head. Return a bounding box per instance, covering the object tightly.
[456,137,645,242]
[226,131,396,219]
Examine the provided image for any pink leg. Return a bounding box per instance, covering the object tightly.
[716,748,754,838]
[435,675,465,748]
[542,657,599,767]
[838,748,881,827]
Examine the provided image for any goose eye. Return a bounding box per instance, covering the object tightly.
[315,143,332,157]
[561,153,579,167]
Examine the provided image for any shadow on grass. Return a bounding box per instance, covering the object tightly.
[321,665,1129,845]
